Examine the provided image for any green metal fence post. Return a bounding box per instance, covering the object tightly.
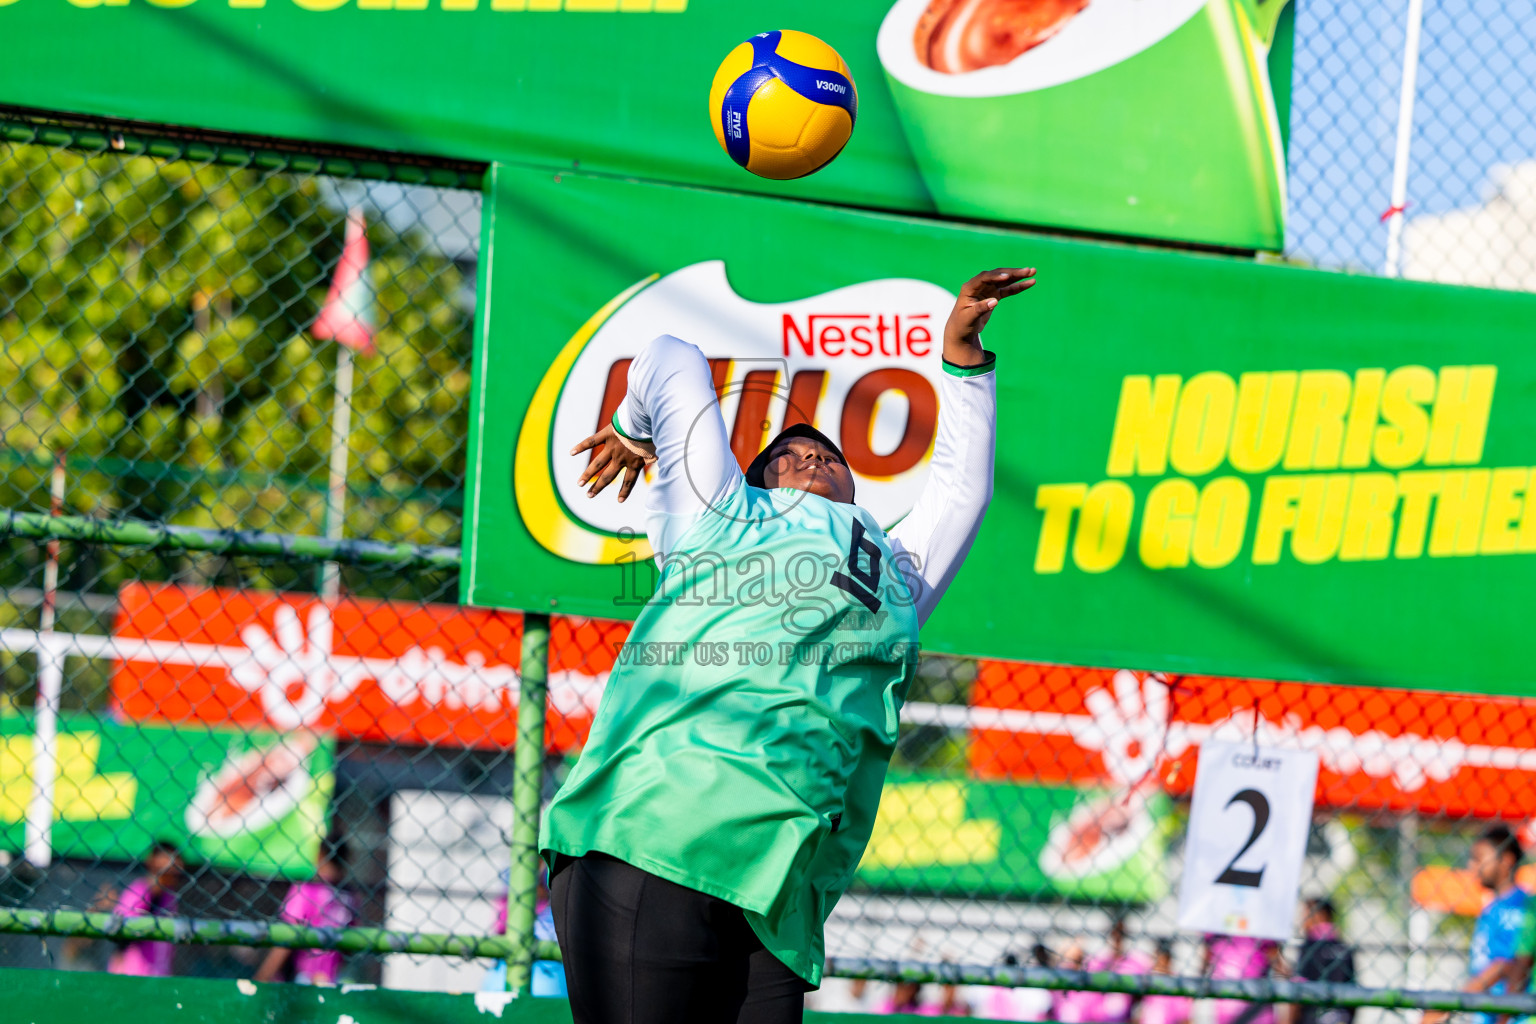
[505,611,551,996]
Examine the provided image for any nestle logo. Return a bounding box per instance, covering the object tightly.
[817,81,847,94]
[782,312,933,358]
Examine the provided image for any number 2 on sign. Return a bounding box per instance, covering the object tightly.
[1176,742,1317,940]
[1215,788,1270,888]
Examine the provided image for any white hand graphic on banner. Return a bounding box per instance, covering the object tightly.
[231,605,360,730]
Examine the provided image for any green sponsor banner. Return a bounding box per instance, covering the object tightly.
[857,774,1170,902]
[0,0,1292,249]
[0,713,334,876]
[463,164,1536,695]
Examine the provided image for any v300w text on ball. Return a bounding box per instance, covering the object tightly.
[710,30,859,181]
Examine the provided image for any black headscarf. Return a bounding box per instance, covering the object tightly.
[744,423,853,498]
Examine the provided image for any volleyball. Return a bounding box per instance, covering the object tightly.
[709,30,858,181]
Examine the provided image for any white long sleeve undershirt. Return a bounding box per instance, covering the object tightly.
[614,333,997,627]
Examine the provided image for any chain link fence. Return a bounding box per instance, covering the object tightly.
[0,116,502,989]
[1287,0,1536,285]
[5,3,1536,1011]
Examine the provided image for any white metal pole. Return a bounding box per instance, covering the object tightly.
[320,344,355,603]
[25,451,67,867]
[1383,0,1426,278]
[1401,811,1422,987]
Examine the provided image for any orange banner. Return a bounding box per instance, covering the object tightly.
[110,582,1536,817]
[970,662,1536,819]
[110,583,625,750]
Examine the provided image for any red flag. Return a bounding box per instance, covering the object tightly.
[311,207,375,354]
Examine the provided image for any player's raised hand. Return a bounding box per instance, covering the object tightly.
[944,267,1037,365]
[571,422,656,502]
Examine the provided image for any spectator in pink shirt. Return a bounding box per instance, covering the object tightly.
[1087,917,1152,1023]
[1053,940,1104,1024]
[255,842,354,985]
[1140,940,1193,1024]
[875,978,973,1016]
[977,945,1056,1021]
[107,841,183,978]
[930,983,973,1017]
[1204,933,1285,1024]
[876,980,929,1015]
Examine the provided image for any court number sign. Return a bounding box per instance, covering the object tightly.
[1177,741,1319,940]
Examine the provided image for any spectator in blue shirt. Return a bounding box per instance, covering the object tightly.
[1426,824,1528,1024]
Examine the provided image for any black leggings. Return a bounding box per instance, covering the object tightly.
[550,852,809,1024]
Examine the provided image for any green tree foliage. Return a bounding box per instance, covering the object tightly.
[0,142,475,611]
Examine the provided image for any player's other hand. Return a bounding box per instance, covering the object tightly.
[944,267,1036,366]
[571,422,656,502]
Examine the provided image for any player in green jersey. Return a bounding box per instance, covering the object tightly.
[540,267,1036,1024]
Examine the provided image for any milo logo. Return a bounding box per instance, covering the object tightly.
[514,261,955,565]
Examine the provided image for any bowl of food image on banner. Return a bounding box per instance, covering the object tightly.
[186,733,330,871]
[875,0,1291,249]
[1038,787,1162,886]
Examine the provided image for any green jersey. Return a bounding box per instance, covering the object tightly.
[539,333,997,985]
[541,480,919,984]
[1517,899,1536,994]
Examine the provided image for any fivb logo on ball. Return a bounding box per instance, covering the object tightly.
[514,262,955,565]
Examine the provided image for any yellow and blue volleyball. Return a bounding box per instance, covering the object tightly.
[710,30,858,181]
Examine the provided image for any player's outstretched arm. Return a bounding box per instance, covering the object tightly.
[944,267,1036,366]
[889,268,1036,625]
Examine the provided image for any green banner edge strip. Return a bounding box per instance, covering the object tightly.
[0,113,485,189]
